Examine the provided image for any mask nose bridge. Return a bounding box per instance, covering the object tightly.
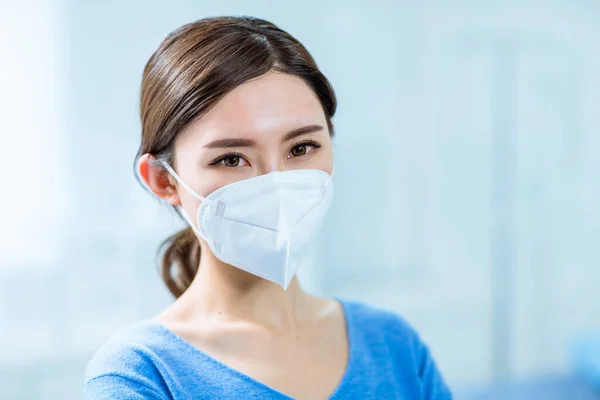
[212,182,321,234]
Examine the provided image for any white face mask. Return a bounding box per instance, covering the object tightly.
[161,162,334,289]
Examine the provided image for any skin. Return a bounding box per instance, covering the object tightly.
[138,72,348,400]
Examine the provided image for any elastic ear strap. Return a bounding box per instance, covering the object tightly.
[161,161,207,202]
[178,206,204,238]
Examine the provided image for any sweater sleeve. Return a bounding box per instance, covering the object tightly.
[85,374,170,400]
[379,307,453,400]
[416,341,453,400]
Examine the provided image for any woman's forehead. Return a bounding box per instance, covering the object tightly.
[179,73,327,146]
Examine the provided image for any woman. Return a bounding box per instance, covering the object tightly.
[85,16,452,399]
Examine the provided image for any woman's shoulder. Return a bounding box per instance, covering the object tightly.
[340,299,453,399]
[84,320,178,397]
[85,320,162,377]
[339,299,419,340]
[339,299,429,369]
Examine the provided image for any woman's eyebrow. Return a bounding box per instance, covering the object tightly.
[281,124,324,142]
[202,125,324,149]
[203,138,257,149]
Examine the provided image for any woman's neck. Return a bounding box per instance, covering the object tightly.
[169,254,319,331]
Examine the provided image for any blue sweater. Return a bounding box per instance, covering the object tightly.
[85,300,452,399]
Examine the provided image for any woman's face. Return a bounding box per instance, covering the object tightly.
[141,72,333,226]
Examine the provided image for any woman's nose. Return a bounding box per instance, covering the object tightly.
[257,156,286,175]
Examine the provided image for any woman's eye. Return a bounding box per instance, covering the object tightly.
[290,144,311,157]
[220,155,248,167]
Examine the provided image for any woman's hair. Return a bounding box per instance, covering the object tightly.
[136,16,337,298]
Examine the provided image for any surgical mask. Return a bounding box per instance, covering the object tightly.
[161,162,334,289]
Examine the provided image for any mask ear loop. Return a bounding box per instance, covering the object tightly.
[161,161,216,240]
[161,161,216,206]
[178,205,204,239]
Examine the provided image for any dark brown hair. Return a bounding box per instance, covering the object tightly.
[136,16,337,298]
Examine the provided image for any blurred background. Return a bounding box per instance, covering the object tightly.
[1,0,599,399]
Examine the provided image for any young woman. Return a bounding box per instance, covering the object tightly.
[85,16,452,400]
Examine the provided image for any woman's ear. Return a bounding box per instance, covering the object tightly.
[138,154,181,206]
